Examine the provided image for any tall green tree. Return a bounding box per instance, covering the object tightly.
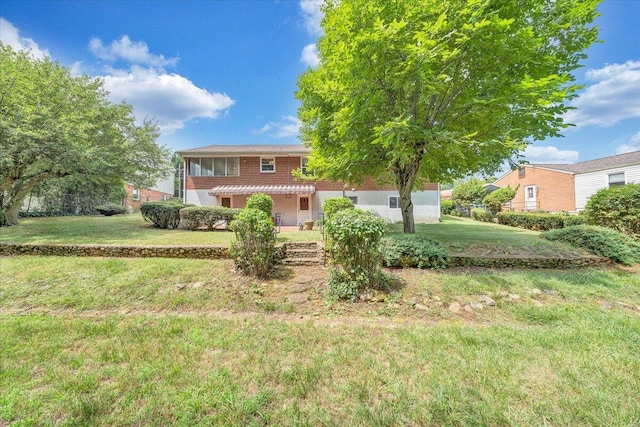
[0,44,171,226]
[297,0,600,233]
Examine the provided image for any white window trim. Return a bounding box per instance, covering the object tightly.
[389,196,400,209]
[608,172,625,187]
[188,157,240,177]
[260,157,276,173]
[132,188,140,201]
[301,156,309,175]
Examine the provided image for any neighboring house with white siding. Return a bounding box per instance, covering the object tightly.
[177,144,441,226]
[493,150,640,212]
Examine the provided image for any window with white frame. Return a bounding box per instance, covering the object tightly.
[301,157,310,175]
[347,196,358,205]
[608,172,625,187]
[187,157,239,177]
[261,157,275,173]
[132,188,140,201]
[389,196,400,209]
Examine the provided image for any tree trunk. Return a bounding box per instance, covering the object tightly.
[3,201,21,226]
[393,163,420,234]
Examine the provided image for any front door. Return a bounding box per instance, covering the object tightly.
[297,195,311,225]
[220,197,231,208]
[524,186,536,211]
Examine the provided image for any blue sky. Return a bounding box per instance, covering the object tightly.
[1,0,639,165]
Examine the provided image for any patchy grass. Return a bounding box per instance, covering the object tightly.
[389,216,589,257]
[0,214,321,245]
[1,255,640,425]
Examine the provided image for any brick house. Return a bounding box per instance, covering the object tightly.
[493,150,640,212]
[177,144,441,226]
[123,176,175,210]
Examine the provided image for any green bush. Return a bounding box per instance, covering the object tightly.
[322,197,354,220]
[180,206,242,231]
[229,208,277,277]
[542,225,640,265]
[584,184,640,238]
[440,199,456,215]
[246,193,273,218]
[471,208,494,222]
[95,203,127,216]
[496,211,585,231]
[483,185,518,214]
[140,201,192,229]
[381,234,449,269]
[325,208,388,300]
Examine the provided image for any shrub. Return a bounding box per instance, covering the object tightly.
[325,208,388,300]
[246,193,273,217]
[229,208,277,277]
[140,201,192,229]
[542,225,640,265]
[180,206,242,231]
[451,178,486,214]
[584,184,640,238]
[471,208,493,222]
[496,211,585,231]
[322,197,354,220]
[381,234,449,269]
[440,199,456,215]
[483,185,518,214]
[95,203,127,216]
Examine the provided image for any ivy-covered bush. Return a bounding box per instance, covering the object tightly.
[95,203,127,216]
[542,225,640,265]
[496,211,585,231]
[322,197,354,220]
[483,185,518,214]
[140,200,192,229]
[584,184,640,238]
[180,206,242,230]
[471,208,494,222]
[440,199,456,215]
[229,208,277,277]
[246,193,273,217]
[381,234,449,269]
[325,208,388,300]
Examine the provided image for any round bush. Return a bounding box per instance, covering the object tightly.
[246,193,273,217]
[95,203,127,216]
[321,197,354,220]
[584,184,640,238]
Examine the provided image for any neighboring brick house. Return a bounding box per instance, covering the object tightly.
[177,144,441,226]
[493,150,640,212]
[124,176,175,210]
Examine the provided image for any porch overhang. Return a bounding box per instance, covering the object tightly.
[209,184,316,196]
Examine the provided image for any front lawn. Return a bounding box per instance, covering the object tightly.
[1,256,639,425]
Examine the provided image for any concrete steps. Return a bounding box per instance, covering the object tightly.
[281,242,324,266]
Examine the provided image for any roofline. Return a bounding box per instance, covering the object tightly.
[177,144,310,157]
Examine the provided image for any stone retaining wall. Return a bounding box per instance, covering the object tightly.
[0,243,228,259]
[449,254,611,269]
[1,243,611,269]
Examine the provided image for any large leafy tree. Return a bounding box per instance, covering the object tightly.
[297,0,600,233]
[0,44,171,226]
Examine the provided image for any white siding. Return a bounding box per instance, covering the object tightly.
[184,189,217,207]
[315,190,440,223]
[150,176,175,195]
[575,164,640,211]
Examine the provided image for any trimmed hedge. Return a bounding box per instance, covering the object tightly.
[95,203,127,216]
[584,184,640,238]
[322,197,354,220]
[381,234,449,269]
[471,208,493,222]
[141,201,192,229]
[180,206,242,231]
[497,211,584,231]
[541,225,640,265]
[440,199,456,215]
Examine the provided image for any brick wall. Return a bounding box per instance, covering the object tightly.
[495,166,576,212]
[124,184,173,210]
[185,156,437,192]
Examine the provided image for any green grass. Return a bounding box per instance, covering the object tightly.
[0,214,321,245]
[2,255,640,425]
[390,216,588,257]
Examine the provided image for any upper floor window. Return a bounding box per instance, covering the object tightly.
[261,157,275,173]
[608,172,625,187]
[301,157,310,175]
[188,157,239,177]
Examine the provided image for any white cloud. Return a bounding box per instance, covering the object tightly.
[100,66,234,133]
[253,115,300,139]
[301,43,319,68]
[0,17,49,59]
[89,35,178,68]
[300,0,323,36]
[565,60,640,127]
[524,145,579,163]
[616,131,640,154]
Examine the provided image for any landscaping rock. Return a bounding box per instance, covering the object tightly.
[531,288,543,295]
[478,295,496,306]
[448,302,462,314]
[293,276,313,285]
[470,303,484,310]
[288,294,308,304]
[414,303,429,311]
[289,284,311,293]
[509,293,521,301]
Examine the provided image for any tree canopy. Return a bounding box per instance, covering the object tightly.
[296,0,600,232]
[0,43,171,226]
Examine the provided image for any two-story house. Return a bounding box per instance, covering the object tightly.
[177,144,441,226]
